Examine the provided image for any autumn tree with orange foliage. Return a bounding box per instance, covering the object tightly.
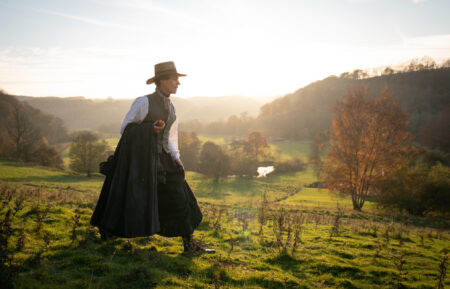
[244,131,269,161]
[324,86,414,211]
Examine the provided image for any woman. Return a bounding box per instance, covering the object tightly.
[90,61,214,254]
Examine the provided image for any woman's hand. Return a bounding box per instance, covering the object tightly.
[153,120,165,133]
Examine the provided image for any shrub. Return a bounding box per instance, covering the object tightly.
[415,149,450,167]
[69,131,108,177]
[198,142,231,181]
[375,163,450,216]
[273,158,306,174]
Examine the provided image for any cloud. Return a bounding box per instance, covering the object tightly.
[37,8,124,28]
[403,34,450,50]
[0,46,160,98]
[113,0,206,26]
[412,0,426,3]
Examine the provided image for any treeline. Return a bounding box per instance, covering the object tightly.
[180,63,450,152]
[179,113,256,136]
[338,55,449,79]
[0,91,69,167]
[15,95,261,132]
[179,131,306,181]
[14,96,133,132]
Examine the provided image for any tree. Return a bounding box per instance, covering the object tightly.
[1,93,67,166]
[179,131,201,171]
[228,138,258,177]
[198,141,230,182]
[31,140,63,168]
[308,131,327,180]
[324,86,414,211]
[7,104,41,160]
[69,131,107,177]
[244,131,269,161]
[382,67,395,75]
[350,69,367,80]
[34,115,69,144]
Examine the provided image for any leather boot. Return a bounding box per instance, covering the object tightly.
[99,228,115,241]
[182,234,216,255]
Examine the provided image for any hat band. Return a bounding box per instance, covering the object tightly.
[155,69,178,75]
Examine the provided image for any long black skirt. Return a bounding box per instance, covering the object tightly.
[90,122,202,238]
[157,151,202,237]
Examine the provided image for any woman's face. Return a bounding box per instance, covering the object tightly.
[160,75,180,95]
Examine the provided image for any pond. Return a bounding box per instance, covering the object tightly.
[257,166,274,178]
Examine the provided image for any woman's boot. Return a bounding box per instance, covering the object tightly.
[182,234,215,254]
[99,228,115,241]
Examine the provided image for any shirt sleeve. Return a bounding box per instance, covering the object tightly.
[168,119,180,160]
[120,96,148,134]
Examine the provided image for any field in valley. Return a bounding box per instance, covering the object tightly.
[1,138,449,288]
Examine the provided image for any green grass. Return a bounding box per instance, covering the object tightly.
[1,158,449,288]
[197,134,233,145]
[3,187,450,288]
[0,160,103,191]
[269,140,311,161]
[197,134,312,162]
[2,132,449,288]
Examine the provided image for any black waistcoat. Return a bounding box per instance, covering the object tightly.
[144,92,176,154]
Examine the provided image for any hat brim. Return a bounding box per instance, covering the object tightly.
[146,72,187,85]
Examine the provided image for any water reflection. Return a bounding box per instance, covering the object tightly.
[257,166,274,177]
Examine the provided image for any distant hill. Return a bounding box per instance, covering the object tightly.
[173,95,261,122]
[256,68,450,141]
[9,65,450,149]
[15,94,262,132]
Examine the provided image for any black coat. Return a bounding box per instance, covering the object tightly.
[90,122,160,237]
[90,121,203,238]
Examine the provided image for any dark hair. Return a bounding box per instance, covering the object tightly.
[155,74,173,87]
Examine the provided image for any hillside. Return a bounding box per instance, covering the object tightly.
[174,95,261,122]
[9,67,450,146]
[15,95,262,132]
[0,91,69,167]
[257,68,450,140]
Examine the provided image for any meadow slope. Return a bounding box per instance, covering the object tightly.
[1,139,449,288]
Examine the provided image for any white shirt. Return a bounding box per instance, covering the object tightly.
[120,95,180,160]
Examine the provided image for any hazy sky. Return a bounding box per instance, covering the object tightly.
[0,0,449,99]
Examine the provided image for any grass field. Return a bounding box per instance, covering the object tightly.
[0,160,103,191]
[1,156,449,289]
[196,134,312,162]
[2,136,449,288]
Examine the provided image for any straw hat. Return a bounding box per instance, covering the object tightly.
[146,61,187,85]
